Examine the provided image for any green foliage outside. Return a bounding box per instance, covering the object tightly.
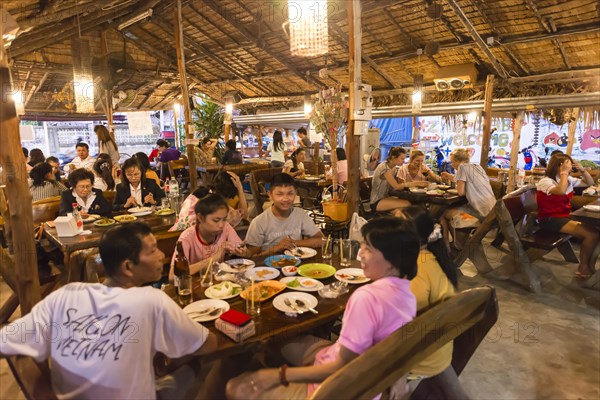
[193,100,225,162]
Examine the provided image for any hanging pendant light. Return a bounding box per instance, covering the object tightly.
[287,0,328,57]
[412,74,423,114]
[71,38,95,113]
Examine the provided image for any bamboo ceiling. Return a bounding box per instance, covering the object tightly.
[3,0,600,118]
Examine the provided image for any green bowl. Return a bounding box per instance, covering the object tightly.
[298,263,336,280]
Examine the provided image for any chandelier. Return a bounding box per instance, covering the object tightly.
[287,0,328,57]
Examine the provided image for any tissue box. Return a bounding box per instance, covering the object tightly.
[54,215,79,237]
[215,317,256,343]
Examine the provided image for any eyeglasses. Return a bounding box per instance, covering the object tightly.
[76,185,92,190]
[126,172,141,178]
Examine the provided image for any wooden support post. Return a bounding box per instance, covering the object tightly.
[100,30,114,138]
[411,116,419,144]
[224,123,231,142]
[506,112,524,192]
[257,126,263,158]
[0,62,41,313]
[565,107,580,156]
[346,0,362,219]
[479,75,495,168]
[174,0,197,190]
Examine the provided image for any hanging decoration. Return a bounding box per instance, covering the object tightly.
[71,38,95,113]
[412,74,423,114]
[286,0,328,57]
[309,83,348,200]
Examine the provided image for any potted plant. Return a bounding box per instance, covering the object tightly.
[193,100,225,163]
[309,83,349,221]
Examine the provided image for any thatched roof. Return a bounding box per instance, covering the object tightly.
[3,0,599,118]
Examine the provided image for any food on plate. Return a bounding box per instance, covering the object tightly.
[300,279,317,288]
[255,269,274,279]
[337,273,367,282]
[241,281,286,302]
[114,215,137,222]
[208,281,241,298]
[286,278,301,288]
[155,208,175,216]
[94,218,115,227]
[282,266,297,274]
[272,257,299,267]
[304,269,329,278]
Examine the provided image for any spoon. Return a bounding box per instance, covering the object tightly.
[283,298,304,314]
[188,307,223,317]
[295,299,318,314]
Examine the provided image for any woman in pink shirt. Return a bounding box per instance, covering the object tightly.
[169,194,245,281]
[226,217,419,400]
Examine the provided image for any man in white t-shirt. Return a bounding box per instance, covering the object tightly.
[0,222,217,399]
[64,142,96,175]
[245,173,323,257]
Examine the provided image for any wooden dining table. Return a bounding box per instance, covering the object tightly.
[193,161,271,185]
[43,211,177,282]
[164,250,361,360]
[389,188,467,218]
[571,198,600,228]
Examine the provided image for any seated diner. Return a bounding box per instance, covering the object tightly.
[113,158,165,211]
[59,168,111,217]
[396,149,442,184]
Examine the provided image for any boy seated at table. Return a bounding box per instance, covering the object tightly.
[169,194,246,281]
[245,173,323,257]
[0,222,218,399]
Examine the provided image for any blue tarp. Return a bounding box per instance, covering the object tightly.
[369,117,413,160]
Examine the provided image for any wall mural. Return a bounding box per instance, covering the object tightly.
[417,116,600,170]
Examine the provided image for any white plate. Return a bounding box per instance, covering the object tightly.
[437,185,451,190]
[409,188,427,193]
[83,214,101,223]
[303,176,321,181]
[183,299,230,322]
[273,292,318,314]
[128,206,153,213]
[284,247,317,259]
[447,189,459,195]
[220,259,255,272]
[583,204,600,212]
[280,277,324,292]
[204,281,243,300]
[131,211,153,217]
[245,267,280,281]
[335,268,371,284]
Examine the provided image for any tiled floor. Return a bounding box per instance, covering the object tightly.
[1,234,598,399]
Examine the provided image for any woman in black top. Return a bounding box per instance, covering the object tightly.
[59,168,111,216]
[222,139,243,165]
[113,158,165,211]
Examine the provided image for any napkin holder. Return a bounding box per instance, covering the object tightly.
[54,215,79,237]
[215,316,256,343]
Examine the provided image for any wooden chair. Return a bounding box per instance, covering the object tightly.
[168,157,190,191]
[309,211,348,240]
[32,196,61,225]
[309,286,498,400]
[249,168,282,214]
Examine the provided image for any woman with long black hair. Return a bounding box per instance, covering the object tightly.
[265,130,287,168]
[92,158,116,191]
[283,148,306,178]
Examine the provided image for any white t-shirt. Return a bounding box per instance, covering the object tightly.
[536,175,581,195]
[455,163,496,217]
[64,156,96,173]
[0,283,208,399]
[267,142,286,163]
[283,159,304,173]
[245,207,321,251]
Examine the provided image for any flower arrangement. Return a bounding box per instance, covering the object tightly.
[309,83,348,200]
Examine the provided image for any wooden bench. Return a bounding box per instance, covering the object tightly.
[32,196,61,226]
[309,286,498,399]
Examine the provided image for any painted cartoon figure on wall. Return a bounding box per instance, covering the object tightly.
[557,134,569,148]
[580,129,600,152]
[521,146,534,170]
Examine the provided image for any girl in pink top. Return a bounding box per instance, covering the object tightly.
[226,218,419,400]
[169,194,245,281]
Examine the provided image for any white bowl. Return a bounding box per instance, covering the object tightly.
[282,266,298,276]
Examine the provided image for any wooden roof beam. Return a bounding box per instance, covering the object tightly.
[201,1,326,89]
[24,72,49,107]
[444,0,508,78]
[383,11,440,69]
[16,0,121,29]
[330,24,402,89]
[7,1,159,58]
[523,0,571,70]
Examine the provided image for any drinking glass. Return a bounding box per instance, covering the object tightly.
[161,198,170,209]
[200,261,216,288]
[245,283,261,317]
[340,239,357,267]
[322,237,333,259]
[169,194,183,217]
[178,275,193,306]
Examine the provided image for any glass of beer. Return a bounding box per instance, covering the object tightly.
[178,274,193,306]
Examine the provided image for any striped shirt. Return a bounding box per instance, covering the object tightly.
[30,181,68,202]
[455,163,495,217]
